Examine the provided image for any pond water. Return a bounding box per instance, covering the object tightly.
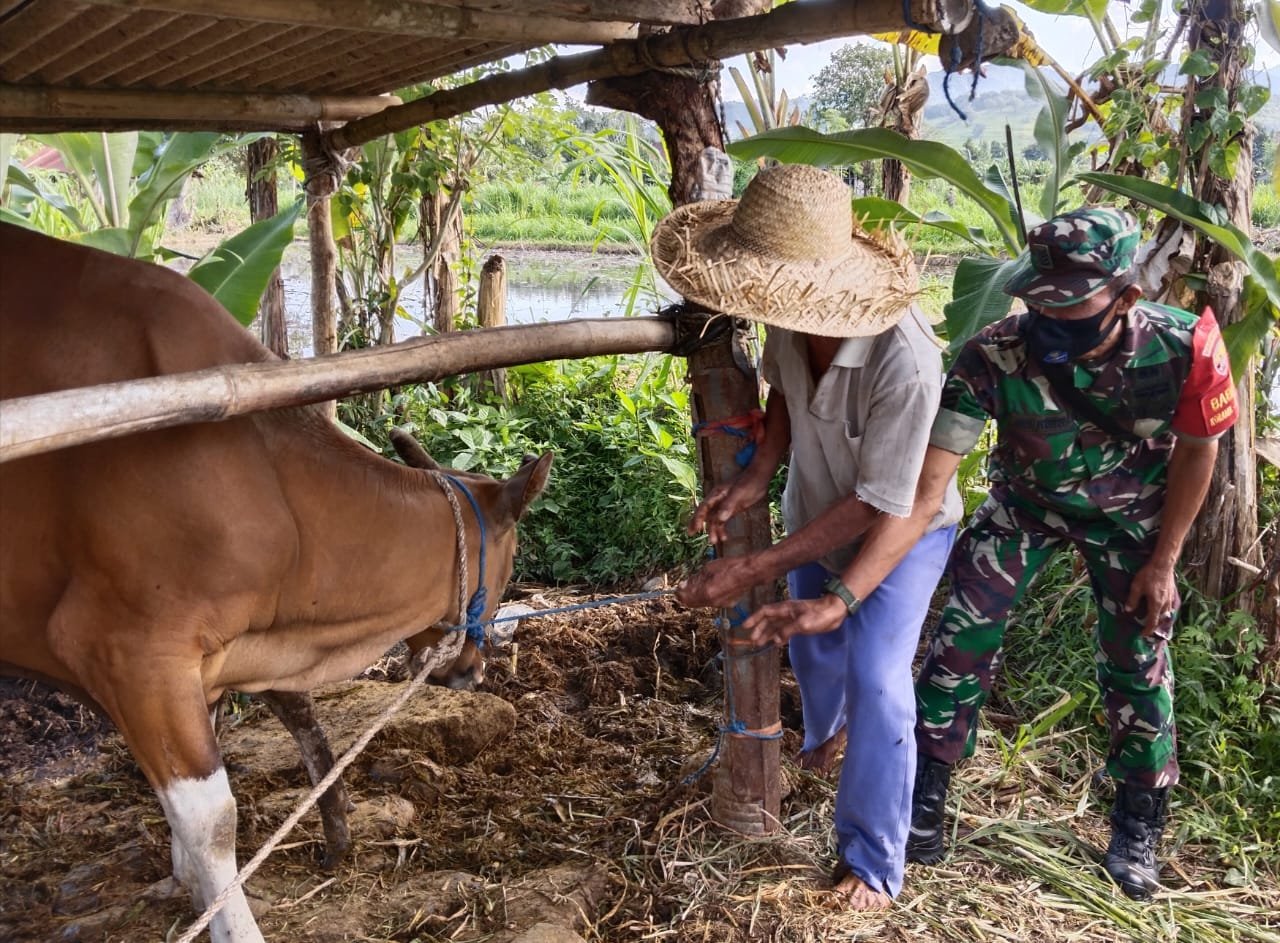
[266,244,675,357]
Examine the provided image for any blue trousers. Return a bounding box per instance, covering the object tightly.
[787,524,955,898]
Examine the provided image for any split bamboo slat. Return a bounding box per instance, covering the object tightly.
[176,25,318,89]
[145,21,286,87]
[22,8,134,82]
[85,17,223,85]
[39,12,181,84]
[0,3,93,78]
[268,34,439,94]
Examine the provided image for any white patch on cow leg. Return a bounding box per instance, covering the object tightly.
[158,769,265,943]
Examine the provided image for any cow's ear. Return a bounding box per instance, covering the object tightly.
[390,427,440,470]
[499,452,553,524]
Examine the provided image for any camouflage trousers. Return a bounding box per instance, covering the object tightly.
[914,493,1179,788]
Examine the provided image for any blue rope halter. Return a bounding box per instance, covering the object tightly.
[442,474,490,649]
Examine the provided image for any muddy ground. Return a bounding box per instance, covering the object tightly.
[2,590,1276,943]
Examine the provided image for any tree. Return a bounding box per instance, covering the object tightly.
[810,43,895,129]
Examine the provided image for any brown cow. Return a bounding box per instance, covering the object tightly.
[0,222,551,943]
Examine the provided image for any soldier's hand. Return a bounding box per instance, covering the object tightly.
[745,596,845,647]
[1124,559,1178,636]
[676,557,759,609]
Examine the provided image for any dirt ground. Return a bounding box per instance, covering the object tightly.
[1,590,1276,943]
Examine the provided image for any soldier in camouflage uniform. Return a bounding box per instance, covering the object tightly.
[906,207,1238,899]
[726,206,1235,900]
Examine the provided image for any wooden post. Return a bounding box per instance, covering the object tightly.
[302,127,339,419]
[247,136,288,358]
[589,0,781,835]
[476,254,508,401]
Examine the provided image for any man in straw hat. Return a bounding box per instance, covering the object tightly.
[692,204,1236,901]
[661,163,963,910]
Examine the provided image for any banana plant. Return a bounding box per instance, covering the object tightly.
[1078,171,1280,378]
[9,131,259,258]
[4,131,299,325]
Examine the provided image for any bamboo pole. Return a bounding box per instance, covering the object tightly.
[0,318,677,464]
[76,0,639,44]
[0,84,399,131]
[327,0,973,151]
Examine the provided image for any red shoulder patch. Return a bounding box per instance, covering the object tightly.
[1171,307,1238,438]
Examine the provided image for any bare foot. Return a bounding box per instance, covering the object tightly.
[796,727,847,777]
[832,871,892,911]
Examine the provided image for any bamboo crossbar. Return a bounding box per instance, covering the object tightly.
[328,0,973,150]
[0,317,678,463]
[0,84,401,130]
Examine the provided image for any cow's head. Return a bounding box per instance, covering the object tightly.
[391,429,551,690]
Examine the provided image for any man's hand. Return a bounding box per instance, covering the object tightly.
[744,595,846,647]
[1124,558,1178,635]
[676,556,761,609]
[687,473,770,546]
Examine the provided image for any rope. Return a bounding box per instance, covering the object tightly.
[173,645,446,943]
[681,600,783,786]
[174,583,677,942]
[693,409,765,469]
[430,473,489,648]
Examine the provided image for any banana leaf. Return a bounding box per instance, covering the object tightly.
[1077,172,1280,313]
[128,133,262,257]
[186,199,302,326]
[943,255,1024,357]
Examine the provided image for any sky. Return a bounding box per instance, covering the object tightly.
[718,2,1280,102]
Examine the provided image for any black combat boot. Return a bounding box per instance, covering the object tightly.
[1103,783,1169,900]
[906,754,952,864]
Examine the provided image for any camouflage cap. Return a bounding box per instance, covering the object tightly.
[1004,206,1139,308]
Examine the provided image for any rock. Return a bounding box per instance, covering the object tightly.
[349,796,417,839]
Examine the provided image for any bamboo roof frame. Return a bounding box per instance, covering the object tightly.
[0,0,979,459]
[0,0,972,132]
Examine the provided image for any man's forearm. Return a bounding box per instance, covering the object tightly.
[746,492,881,584]
[838,445,964,599]
[1151,437,1218,568]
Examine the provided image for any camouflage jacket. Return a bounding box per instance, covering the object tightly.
[930,302,1237,534]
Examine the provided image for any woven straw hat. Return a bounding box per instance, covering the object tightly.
[651,164,917,337]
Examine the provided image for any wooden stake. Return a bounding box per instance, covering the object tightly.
[328,0,973,151]
[476,254,508,402]
[0,318,677,463]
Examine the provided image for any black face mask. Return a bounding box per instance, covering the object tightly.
[1022,295,1123,364]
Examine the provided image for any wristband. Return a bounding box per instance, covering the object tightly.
[823,576,862,616]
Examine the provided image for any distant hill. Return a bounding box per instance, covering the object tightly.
[724,61,1278,152]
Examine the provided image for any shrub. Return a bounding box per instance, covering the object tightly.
[354,354,704,586]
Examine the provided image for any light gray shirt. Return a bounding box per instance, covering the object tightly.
[761,305,963,573]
